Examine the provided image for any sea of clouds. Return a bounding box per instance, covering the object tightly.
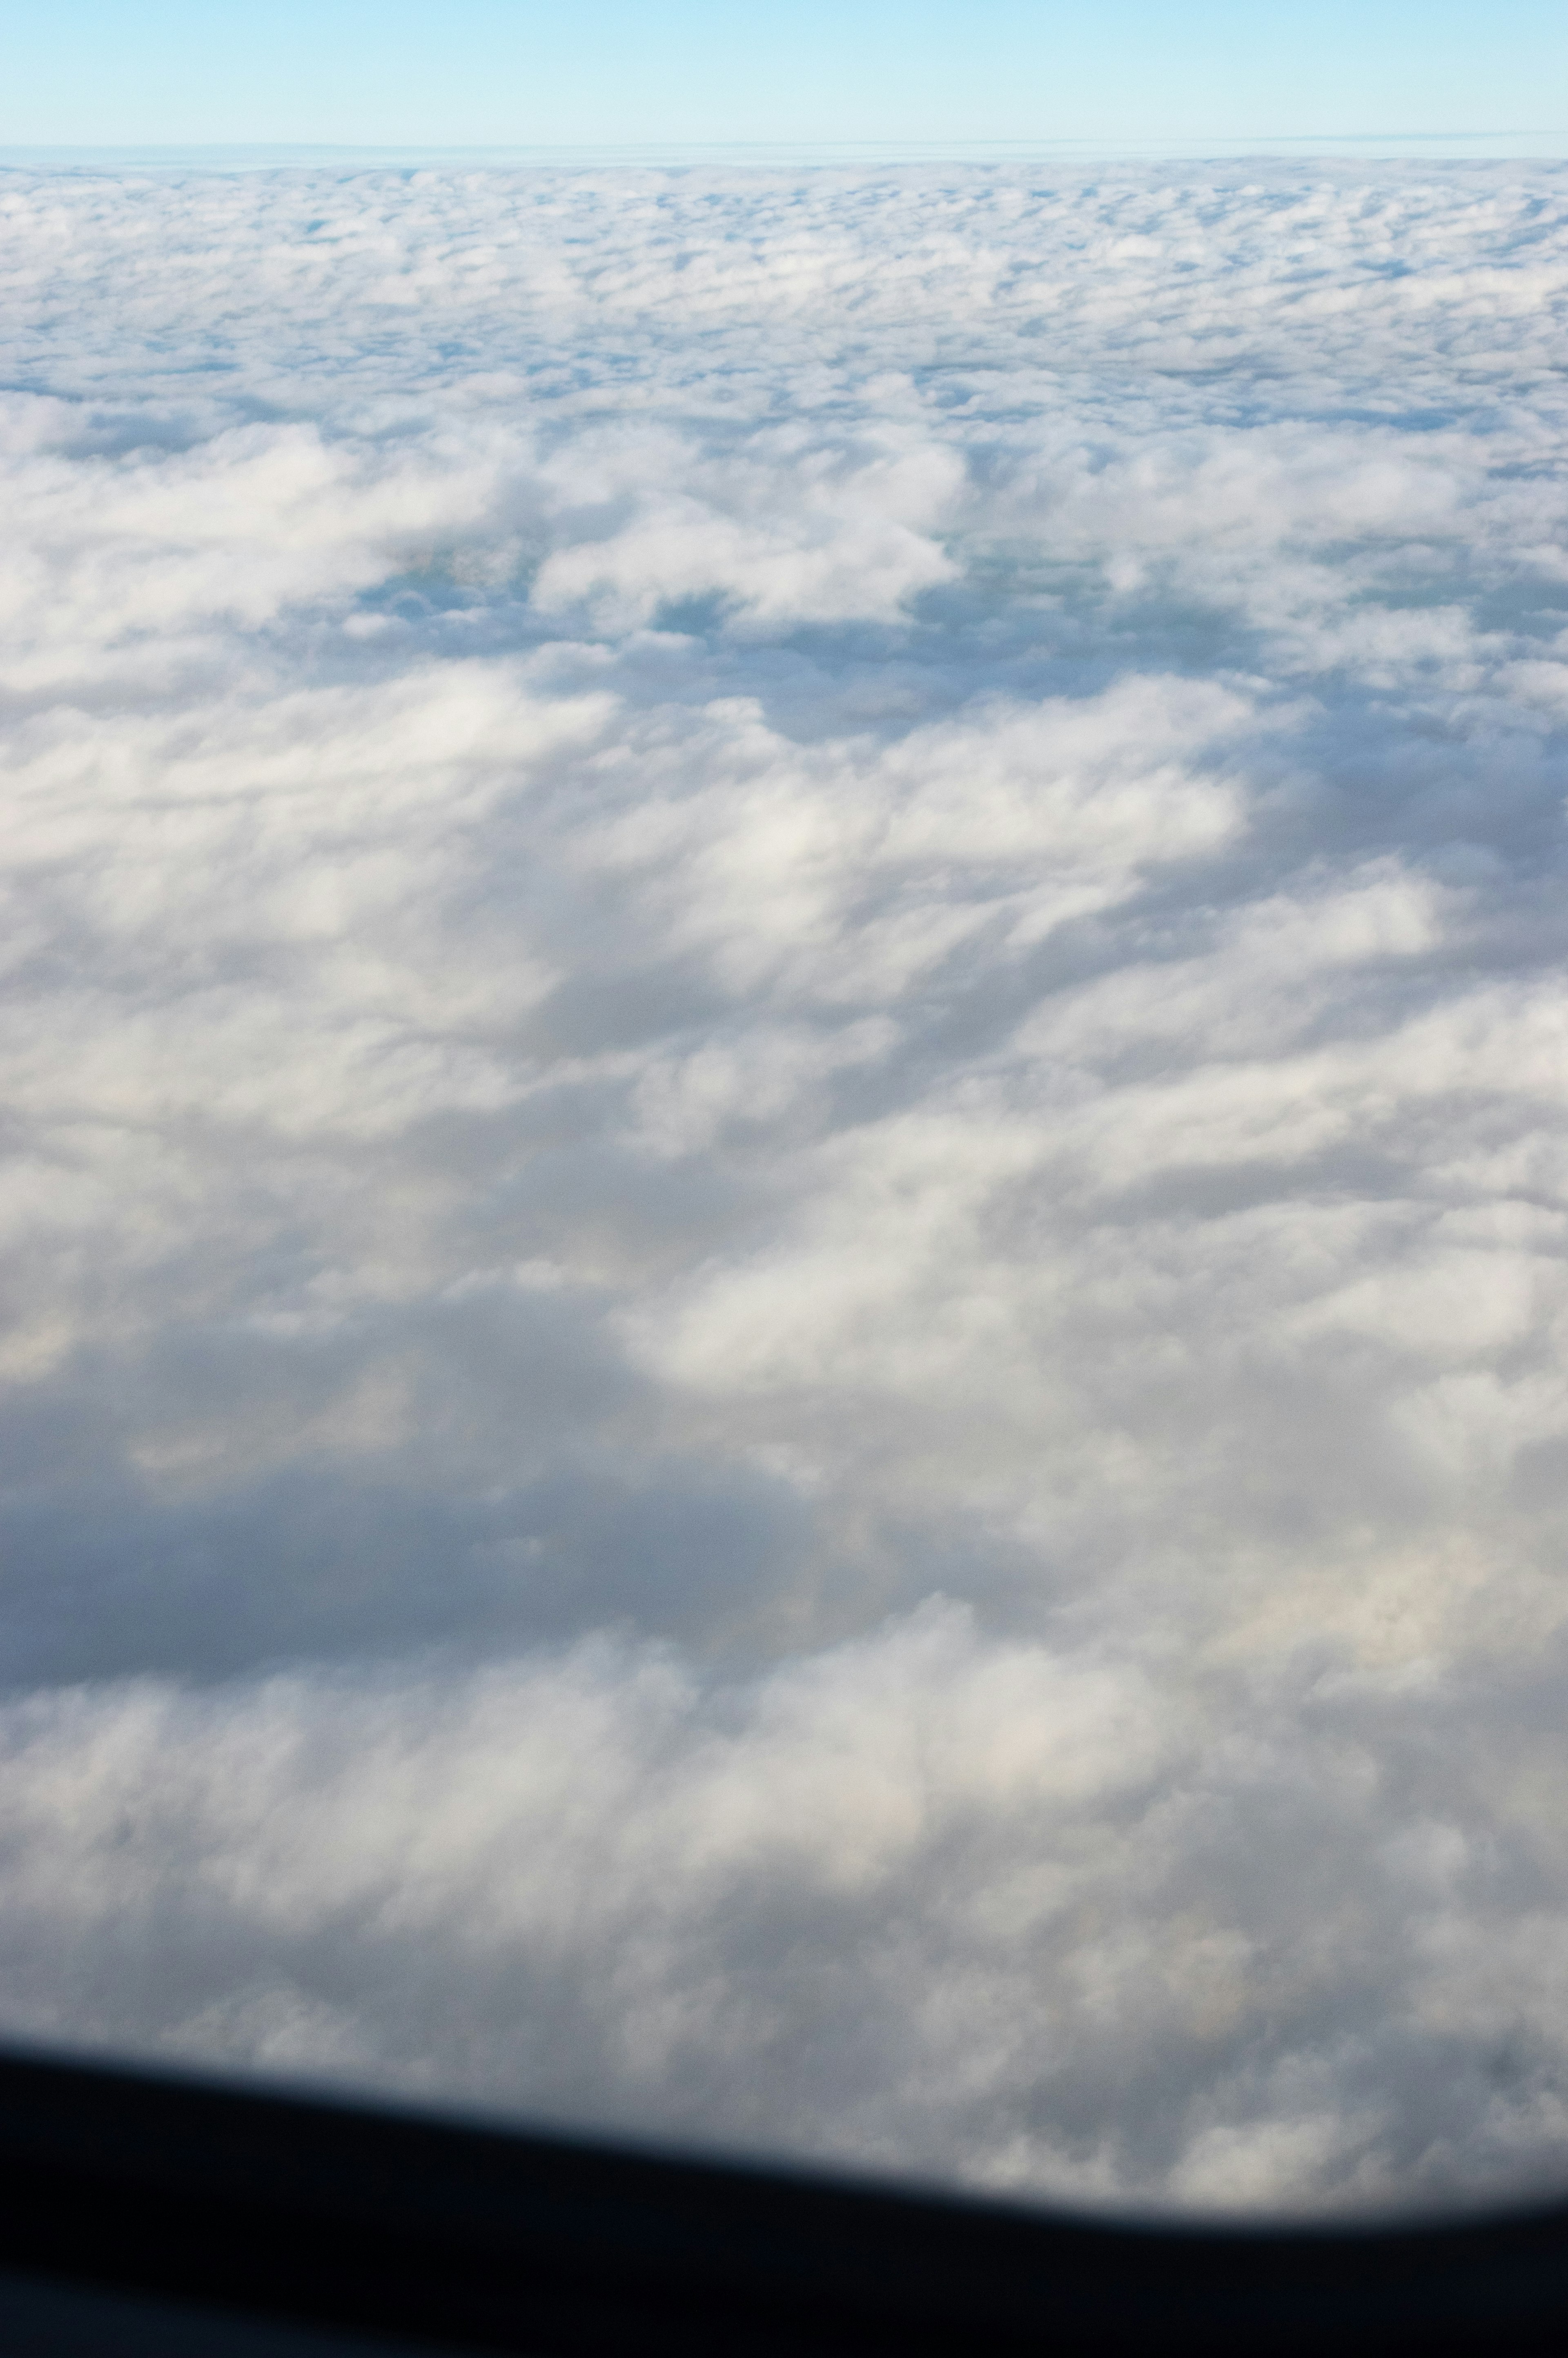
[2,158,1568,2215]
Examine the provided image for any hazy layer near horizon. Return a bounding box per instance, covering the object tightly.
[3,158,1568,2217]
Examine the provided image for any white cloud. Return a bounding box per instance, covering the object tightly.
[1,156,1568,2215]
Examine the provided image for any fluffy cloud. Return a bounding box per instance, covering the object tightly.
[1,157,1568,2215]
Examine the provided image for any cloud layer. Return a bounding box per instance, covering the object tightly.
[2,158,1568,2215]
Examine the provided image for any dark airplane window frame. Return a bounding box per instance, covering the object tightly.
[1,2043,1566,2354]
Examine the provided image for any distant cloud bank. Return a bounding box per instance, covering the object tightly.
[2,160,1568,2214]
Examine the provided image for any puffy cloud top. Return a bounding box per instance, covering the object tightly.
[2,158,1568,2216]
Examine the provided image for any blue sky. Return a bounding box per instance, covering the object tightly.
[5,0,1567,151]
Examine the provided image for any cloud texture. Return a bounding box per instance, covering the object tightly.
[3,158,1568,2215]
